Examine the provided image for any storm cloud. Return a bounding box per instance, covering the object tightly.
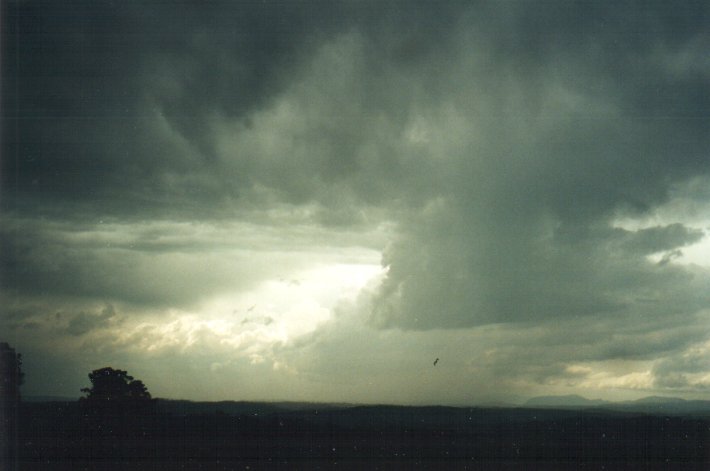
[2,0,710,402]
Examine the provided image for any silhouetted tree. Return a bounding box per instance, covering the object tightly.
[0,342,22,471]
[0,342,23,398]
[80,367,156,446]
[81,367,152,405]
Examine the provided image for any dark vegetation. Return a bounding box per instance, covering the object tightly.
[1,343,23,471]
[8,363,710,470]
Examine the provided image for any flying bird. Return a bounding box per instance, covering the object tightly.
[433,358,439,366]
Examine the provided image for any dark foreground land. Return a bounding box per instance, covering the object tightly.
[16,401,710,470]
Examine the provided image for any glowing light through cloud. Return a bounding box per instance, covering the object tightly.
[110,260,385,360]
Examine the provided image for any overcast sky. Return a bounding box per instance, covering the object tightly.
[2,0,710,404]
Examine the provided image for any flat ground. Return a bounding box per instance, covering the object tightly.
[15,402,710,470]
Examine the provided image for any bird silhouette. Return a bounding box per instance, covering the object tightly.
[433,358,439,366]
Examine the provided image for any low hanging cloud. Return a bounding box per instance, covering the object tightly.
[65,304,119,336]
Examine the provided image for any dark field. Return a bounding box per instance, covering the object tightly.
[16,401,710,470]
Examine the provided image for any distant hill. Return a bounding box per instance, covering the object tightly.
[23,395,78,402]
[524,395,710,416]
[21,394,710,417]
[156,399,354,417]
[632,395,686,404]
[525,394,609,408]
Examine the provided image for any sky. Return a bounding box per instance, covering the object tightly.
[1,0,710,405]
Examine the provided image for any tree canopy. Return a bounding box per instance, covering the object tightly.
[0,342,23,400]
[80,367,152,406]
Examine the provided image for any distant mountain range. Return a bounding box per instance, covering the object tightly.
[525,394,710,415]
[525,394,609,407]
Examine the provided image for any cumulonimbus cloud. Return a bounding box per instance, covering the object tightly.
[2,0,710,400]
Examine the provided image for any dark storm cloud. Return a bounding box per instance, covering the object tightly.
[2,0,280,211]
[6,1,705,220]
[1,0,459,217]
[3,0,709,286]
[3,0,710,400]
[362,2,710,329]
